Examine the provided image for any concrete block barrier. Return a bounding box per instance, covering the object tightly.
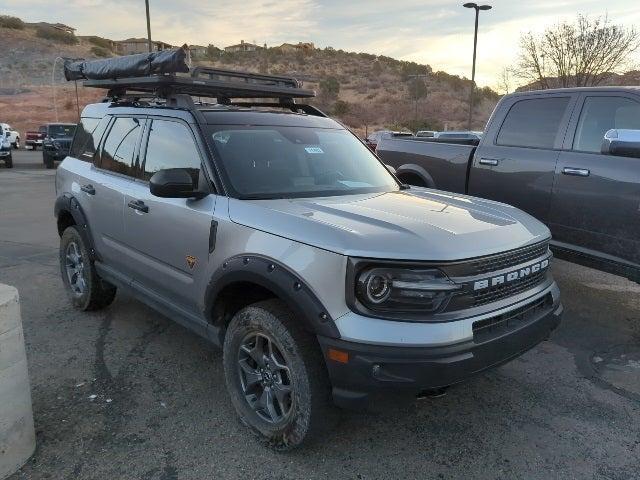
[0,285,35,480]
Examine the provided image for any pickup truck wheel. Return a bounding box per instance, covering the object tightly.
[223,299,334,451]
[5,155,12,168]
[59,226,116,311]
[13,139,20,150]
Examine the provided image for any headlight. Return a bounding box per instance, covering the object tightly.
[354,266,460,314]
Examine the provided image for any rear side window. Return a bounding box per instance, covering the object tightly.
[70,117,108,161]
[496,97,570,149]
[141,120,201,181]
[99,117,143,176]
[573,97,640,153]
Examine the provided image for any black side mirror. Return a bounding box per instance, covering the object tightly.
[601,129,640,158]
[149,168,207,199]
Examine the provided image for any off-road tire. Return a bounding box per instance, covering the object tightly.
[59,226,116,311]
[44,153,54,169]
[5,155,12,168]
[223,299,335,450]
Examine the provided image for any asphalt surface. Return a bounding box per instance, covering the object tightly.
[1,150,639,480]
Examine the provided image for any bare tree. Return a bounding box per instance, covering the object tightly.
[515,15,640,89]
[495,67,512,94]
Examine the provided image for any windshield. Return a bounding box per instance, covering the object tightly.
[208,126,399,199]
[49,124,76,138]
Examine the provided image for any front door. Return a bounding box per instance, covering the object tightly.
[122,117,216,314]
[468,94,576,223]
[549,93,640,266]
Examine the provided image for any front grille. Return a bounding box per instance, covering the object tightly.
[473,269,547,307]
[468,241,550,276]
[472,293,552,342]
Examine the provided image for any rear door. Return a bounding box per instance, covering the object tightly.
[468,94,577,223]
[549,93,640,266]
[122,117,216,313]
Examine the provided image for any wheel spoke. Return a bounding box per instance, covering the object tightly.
[260,388,280,422]
[238,359,262,389]
[272,382,291,410]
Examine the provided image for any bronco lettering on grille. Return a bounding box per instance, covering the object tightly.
[473,259,549,291]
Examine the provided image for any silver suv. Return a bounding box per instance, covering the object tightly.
[55,68,562,449]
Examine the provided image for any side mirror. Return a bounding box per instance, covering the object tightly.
[149,168,207,199]
[601,129,640,158]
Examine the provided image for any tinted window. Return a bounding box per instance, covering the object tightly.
[573,97,640,153]
[497,97,570,149]
[209,126,398,199]
[70,117,109,161]
[100,117,142,176]
[142,120,201,181]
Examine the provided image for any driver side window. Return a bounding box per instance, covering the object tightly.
[141,119,202,181]
[573,97,640,153]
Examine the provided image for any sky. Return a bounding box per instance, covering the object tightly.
[3,0,639,87]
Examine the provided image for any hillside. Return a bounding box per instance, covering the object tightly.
[0,17,500,137]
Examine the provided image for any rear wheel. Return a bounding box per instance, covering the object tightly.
[5,154,12,168]
[223,299,334,450]
[59,226,116,311]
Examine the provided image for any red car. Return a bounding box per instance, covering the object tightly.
[25,125,46,150]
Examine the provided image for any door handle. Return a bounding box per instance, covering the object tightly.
[80,184,95,195]
[562,167,590,177]
[127,199,149,213]
[478,157,500,166]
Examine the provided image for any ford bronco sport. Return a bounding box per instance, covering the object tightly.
[55,59,562,449]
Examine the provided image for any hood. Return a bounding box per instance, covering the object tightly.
[228,188,550,261]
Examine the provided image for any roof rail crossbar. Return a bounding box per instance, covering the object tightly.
[228,101,327,117]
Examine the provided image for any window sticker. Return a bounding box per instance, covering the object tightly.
[304,146,324,154]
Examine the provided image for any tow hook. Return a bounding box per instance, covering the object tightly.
[416,387,448,400]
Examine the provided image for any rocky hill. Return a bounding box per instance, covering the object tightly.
[0,16,501,137]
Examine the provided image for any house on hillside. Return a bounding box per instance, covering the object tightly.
[115,38,174,55]
[189,45,208,58]
[276,42,315,53]
[224,40,260,52]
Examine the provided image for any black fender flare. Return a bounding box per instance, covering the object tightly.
[54,193,99,260]
[395,164,436,188]
[204,255,340,339]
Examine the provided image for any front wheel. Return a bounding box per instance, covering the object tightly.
[59,226,116,310]
[5,155,12,168]
[43,153,54,169]
[223,299,334,450]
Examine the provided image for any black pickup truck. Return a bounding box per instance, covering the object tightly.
[377,87,640,282]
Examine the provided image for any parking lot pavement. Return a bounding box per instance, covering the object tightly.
[1,150,639,480]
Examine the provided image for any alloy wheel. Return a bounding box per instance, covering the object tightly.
[237,332,294,423]
[65,241,86,296]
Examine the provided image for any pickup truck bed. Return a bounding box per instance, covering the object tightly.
[377,86,640,282]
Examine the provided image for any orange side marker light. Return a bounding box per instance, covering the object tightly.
[328,348,349,364]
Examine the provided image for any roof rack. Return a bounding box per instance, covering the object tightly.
[83,67,316,104]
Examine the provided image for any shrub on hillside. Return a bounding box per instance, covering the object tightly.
[0,15,25,29]
[87,36,113,51]
[36,25,78,45]
[320,77,340,98]
[90,46,110,58]
[333,100,350,115]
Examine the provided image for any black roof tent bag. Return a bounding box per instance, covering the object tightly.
[64,45,190,81]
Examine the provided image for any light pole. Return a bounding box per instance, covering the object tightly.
[145,0,152,52]
[463,2,491,130]
[407,74,428,122]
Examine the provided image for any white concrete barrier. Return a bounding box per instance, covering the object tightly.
[0,284,35,480]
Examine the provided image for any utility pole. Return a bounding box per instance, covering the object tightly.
[463,3,492,130]
[145,0,152,53]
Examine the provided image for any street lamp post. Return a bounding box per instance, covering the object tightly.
[145,0,152,53]
[463,2,491,130]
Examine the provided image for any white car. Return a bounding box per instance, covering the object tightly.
[0,123,20,149]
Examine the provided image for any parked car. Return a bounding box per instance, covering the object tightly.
[55,64,562,449]
[416,130,437,138]
[25,126,46,150]
[0,123,20,149]
[377,87,640,283]
[0,131,13,168]
[364,130,412,151]
[42,123,76,169]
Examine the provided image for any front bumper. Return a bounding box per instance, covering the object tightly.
[45,148,70,161]
[318,285,562,410]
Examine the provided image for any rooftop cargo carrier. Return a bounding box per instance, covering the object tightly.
[64,47,316,109]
